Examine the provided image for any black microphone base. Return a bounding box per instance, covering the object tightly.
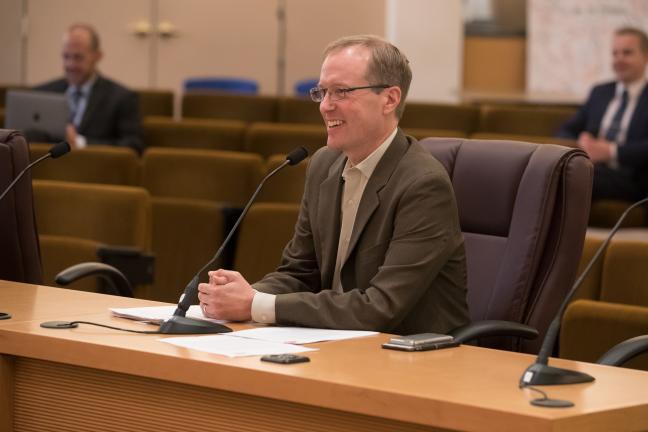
[520,363,595,386]
[159,315,232,334]
[41,321,79,329]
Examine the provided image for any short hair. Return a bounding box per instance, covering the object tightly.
[615,27,648,53]
[67,23,101,52]
[323,35,412,119]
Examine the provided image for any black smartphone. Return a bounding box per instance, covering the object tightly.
[260,354,310,364]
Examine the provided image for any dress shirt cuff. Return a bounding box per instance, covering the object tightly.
[251,290,276,324]
[609,143,619,169]
[75,134,87,149]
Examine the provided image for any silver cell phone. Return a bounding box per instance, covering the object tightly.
[389,333,453,346]
[382,333,457,352]
[260,354,310,364]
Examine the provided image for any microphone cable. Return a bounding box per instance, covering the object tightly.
[41,320,162,334]
[519,383,574,408]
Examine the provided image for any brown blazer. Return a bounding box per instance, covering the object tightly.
[253,130,469,334]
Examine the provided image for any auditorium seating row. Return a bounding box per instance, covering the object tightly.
[30,144,306,204]
[34,180,152,296]
[12,82,633,226]
[29,143,305,301]
[561,229,648,370]
[32,177,299,304]
[141,116,578,157]
[31,138,646,230]
[178,93,576,138]
[0,83,576,138]
[140,117,646,229]
[144,118,327,158]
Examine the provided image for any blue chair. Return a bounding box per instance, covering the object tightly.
[294,79,319,98]
[184,78,259,94]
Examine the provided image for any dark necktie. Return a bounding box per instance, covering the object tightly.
[70,88,84,125]
[604,89,629,143]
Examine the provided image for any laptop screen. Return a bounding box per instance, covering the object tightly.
[4,89,69,142]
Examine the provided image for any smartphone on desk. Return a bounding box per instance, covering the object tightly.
[382,333,457,351]
[260,354,310,364]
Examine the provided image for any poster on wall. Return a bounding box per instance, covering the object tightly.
[528,0,648,98]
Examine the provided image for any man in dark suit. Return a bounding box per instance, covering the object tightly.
[197,35,470,334]
[558,27,648,201]
[33,24,142,154]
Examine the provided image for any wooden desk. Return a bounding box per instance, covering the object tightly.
[1,280,648,432]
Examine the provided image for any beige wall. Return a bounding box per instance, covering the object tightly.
[387,0,463,103]
[0,0,24,84]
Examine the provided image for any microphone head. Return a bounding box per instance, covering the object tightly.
[49,141,71,159]
[286,147,308,166]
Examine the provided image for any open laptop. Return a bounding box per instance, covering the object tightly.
[4,89,69,141]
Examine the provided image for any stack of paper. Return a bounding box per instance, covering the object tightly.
[228,327,377,344]
[111,306,378,358]
[110,305,225,324]
[160,335,317,358]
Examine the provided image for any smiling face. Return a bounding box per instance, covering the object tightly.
[612,33,648,85]
[318,45,400,164]
[62,27,102,86]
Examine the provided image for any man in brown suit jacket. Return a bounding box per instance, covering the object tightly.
[198,35,469,334]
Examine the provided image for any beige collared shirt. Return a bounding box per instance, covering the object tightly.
[251,128,398,324]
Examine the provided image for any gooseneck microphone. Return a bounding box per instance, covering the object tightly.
[520,196,648,389]
[0,141,70,202]
[1,141,70,321]
[158,146,309,334]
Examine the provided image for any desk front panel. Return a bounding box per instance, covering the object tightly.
[1,281,648,432]
[8,356,447,432]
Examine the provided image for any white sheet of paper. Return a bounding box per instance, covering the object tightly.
[159,335,317,358]
[110,305,225,324]
[229,327,378,344]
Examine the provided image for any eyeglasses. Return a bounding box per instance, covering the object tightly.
[309,84,391,102]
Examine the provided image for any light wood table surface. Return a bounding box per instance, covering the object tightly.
[1,280,647,432]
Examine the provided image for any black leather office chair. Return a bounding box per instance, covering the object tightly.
[0,129,43,284]
[420,138,593,353]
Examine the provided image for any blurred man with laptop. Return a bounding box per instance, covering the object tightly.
[5,89,69,142]
[29,23,142,154]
